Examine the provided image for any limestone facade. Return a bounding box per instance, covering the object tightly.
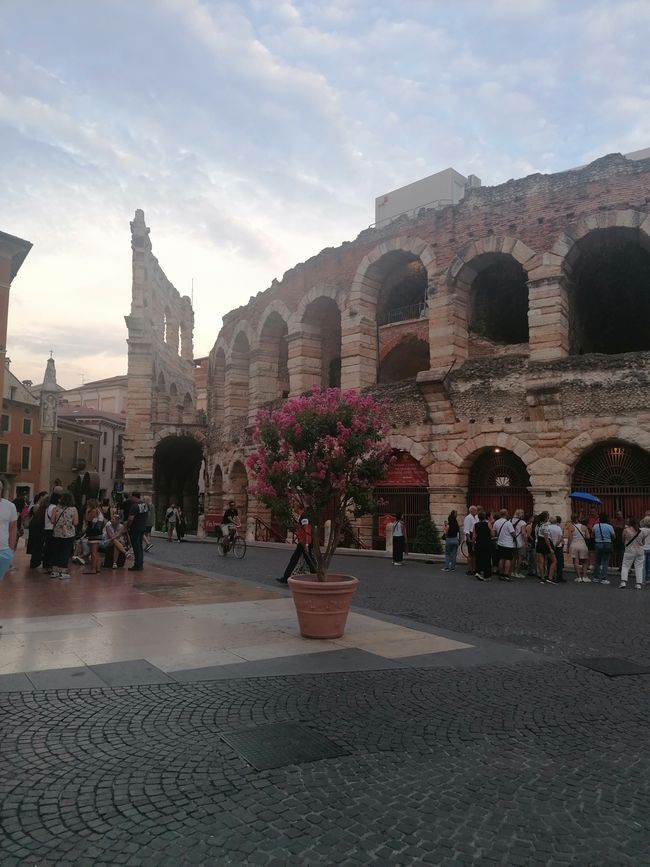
[202,153,650,543]
[124,210,204,529]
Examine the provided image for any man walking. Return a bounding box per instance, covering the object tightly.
[277,511,315,584]
[127,492,148,572]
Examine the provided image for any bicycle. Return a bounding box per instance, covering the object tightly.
[216,530,247,559]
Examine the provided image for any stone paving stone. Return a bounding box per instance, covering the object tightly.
[24,666,108,690]
[87,660,175,686]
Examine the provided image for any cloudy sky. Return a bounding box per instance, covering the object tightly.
[2,0,649,388]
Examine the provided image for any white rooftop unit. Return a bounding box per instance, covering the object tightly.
[375,167,481,228]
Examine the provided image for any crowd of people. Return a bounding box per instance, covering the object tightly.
[445,505,650,588]
[17,487,154,579]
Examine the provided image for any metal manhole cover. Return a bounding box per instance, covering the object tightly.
[221,722,349,770]
[570,657,650,677]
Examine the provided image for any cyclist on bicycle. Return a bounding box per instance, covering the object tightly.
[220,501,241,550]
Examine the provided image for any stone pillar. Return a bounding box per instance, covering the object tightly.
[427,282,469,370]
[341,314,378,390]
[527,275,569,361]
[287,327,322,395]
[39,432,53,492]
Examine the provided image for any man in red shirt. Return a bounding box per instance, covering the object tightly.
[277,511,316,583]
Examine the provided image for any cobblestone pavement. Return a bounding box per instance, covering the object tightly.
[148,540,650,663]
[2,660,649,866]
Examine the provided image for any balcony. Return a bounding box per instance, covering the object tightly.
[377,301,427,326]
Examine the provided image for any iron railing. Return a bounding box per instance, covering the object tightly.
[254,516,288,543]
[377,301,426,326]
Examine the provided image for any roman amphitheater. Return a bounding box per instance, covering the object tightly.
[124,152,650,546]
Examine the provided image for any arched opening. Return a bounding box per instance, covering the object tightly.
[303,297,341,388]
[572,441,650,519]
[212,348,226,428]
[163,306,171,344]
[169,382,182,425]
[376,253,428,325]
[374,451,429,549]
[228,461,248,528]
[467,448,533,516]
[568,228,650,355]
[378,337,429,383]
[153,435,203,532]
[259,312,290,402]
[468,254,529,347]
[230,332,251,422]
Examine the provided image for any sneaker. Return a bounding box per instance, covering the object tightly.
[574,577,582,583]
[72,555,85,566]
[59,572,70,580]
[49,571,60,579]
[475,573,489,581]
[636,584,642,590]
[619,582,627,589]
[144,543,153,552]
[112,564,118,570]
[600,579,611,585]
[442,567,450,571]
[499,575,512,582]
[582,576,591,583]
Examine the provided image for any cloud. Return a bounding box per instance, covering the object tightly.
[1,0,649,387]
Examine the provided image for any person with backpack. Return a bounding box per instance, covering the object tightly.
[493,508,516,581]
[568,514,590,582]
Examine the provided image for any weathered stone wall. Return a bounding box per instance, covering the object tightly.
[201,155,650,535]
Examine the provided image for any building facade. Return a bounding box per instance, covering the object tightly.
[197,152,650,545]
[0,362,42,500]
[57,407,125,498]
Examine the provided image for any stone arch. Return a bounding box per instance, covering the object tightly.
[289,284,342,333]
[257,309,290,403]
[288,289,342,392]
[548,211,650,355]
[256,300,293,339]
[378,335,430,383]
[182,391,193,424]
[344,238,435,390]
[227,458,249,527]
[155,371,169,424]
[227,331,252,427]
[559,427,650,472]
[451,433,540,476]
[374,448,431,549]
[153,434,203,532]
[447,237,536,357]
[466,446,534,516]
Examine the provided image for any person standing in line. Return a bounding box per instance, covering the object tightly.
[463,505,479,575]
[43,491,60,572]
[443,510,460,571]
[127,492,148,571]
[591,512,616,585]
[0,480,18,596]
[643,514,650,585]
[535,511,557,584]
[493,509,516,581]
[277,510,316,583]
[511,509,527,578]
[619,517,650,590]
[165,502,178,542]
[548,516,566,583]
[612,510,625,570]
[51,492,79,580]
[473,511,493,582]
[143,496,155,552]
[26,492,48,569]
[391,512,407,565]
[567,514,590,582]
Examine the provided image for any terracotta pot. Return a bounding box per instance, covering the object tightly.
[287,573,359,639]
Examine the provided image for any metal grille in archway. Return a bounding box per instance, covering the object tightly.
[572,443,650,518]
[468,449,533,516]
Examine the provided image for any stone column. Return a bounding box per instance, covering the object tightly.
[341,313,377,390]
[527,275,570,361]
[39,432,53,492]
[427,282,469,371]
[287,327,323,395]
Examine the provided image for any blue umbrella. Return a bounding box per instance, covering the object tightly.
[569,492,602,505]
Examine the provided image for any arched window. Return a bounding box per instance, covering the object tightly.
[259,312,290,401]
[572,442,650,518]
[467,449,533,516]
[468,254,529,347]
[568,228,650,355]
[303,297,341,388]
[378,337,429,383]
[376,254,428,325]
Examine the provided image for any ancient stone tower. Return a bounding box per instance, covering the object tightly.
[123,210,205,530]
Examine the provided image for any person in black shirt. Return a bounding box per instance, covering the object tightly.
[127,491,148,571]
[221,501,241,547]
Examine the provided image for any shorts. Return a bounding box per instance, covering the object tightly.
[497,546,514,560]
[569,541,589,561]
[0,547,14,579]
[465,539,475,554]
[536,538,549,555]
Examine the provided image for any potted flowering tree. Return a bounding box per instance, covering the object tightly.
[246,387,390,638]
